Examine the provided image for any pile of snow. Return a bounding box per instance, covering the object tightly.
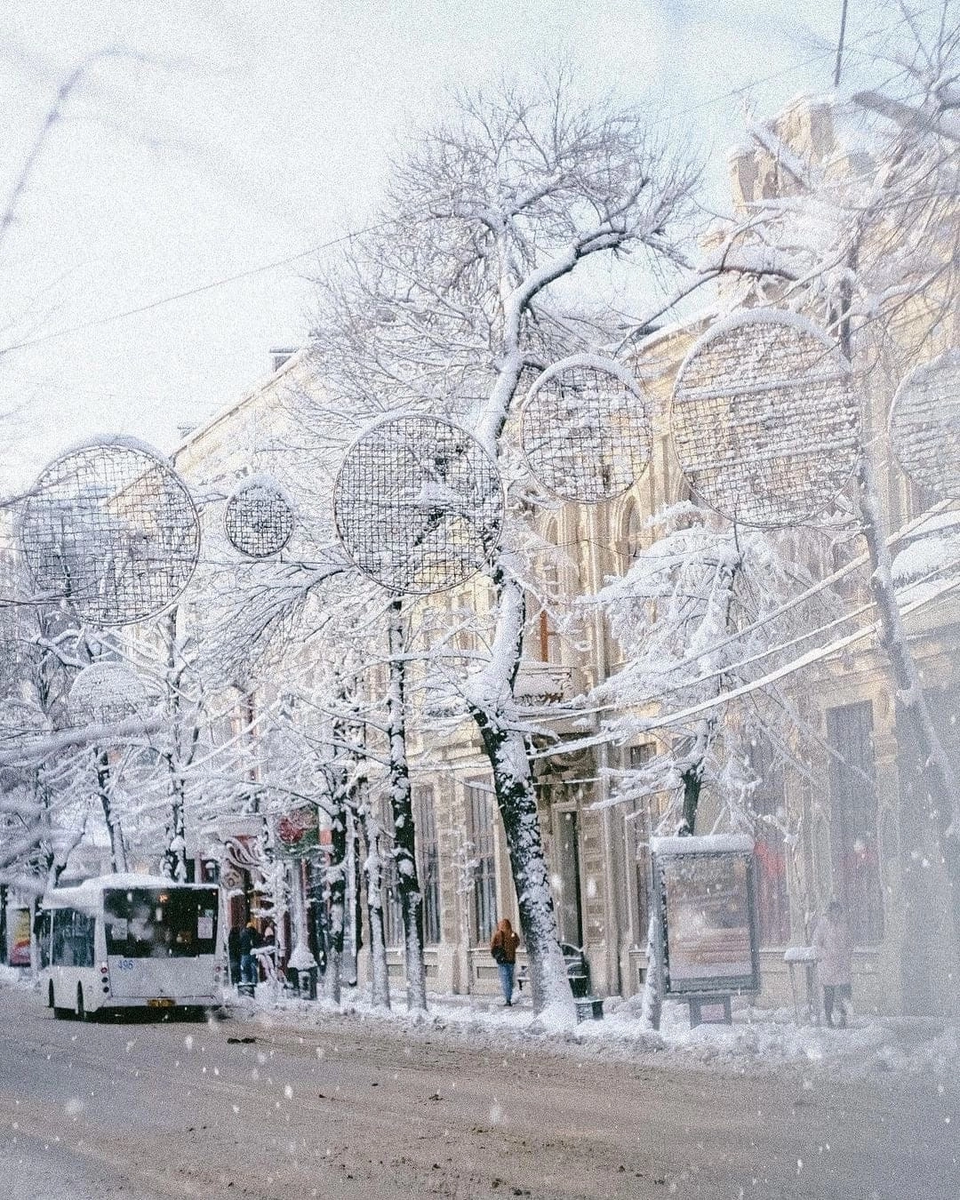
[225,984,960,1080]
[0,964,33,989]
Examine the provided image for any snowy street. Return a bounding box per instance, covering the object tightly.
[0,986,957,1199]
[6,10,960,1197]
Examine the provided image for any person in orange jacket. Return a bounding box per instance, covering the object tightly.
[490,918,521,1006]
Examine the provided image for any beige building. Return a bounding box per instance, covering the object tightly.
[171,100,960,1018]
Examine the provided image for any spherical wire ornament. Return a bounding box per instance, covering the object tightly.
[520,356,652,503]
[333,415,504,594]
[670,310,860,527]
[68,662,152,727]
[19,439,200,626]
[889,349,960,500]
[224,475,295,558]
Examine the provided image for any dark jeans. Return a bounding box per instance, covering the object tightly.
[497,961,515,1004]
[240,953,257,986]
[824,983,852,1027]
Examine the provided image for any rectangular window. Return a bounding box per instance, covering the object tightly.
[103,887,218,959]
[466,782,498,945]
[414,786,442,945]
[748,736,791,947]
[827,702,883,944]
[625,744,655,945]
[51,908,94,968]
[38,911,52,969]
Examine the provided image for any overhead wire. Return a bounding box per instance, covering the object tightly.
[0,19,902,360]
[0,221,397,356]
[522,555,960,766]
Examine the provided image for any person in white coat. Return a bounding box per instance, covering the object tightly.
[813,899,853,1027]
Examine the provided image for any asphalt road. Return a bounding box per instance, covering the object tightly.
[0,985,956,1199]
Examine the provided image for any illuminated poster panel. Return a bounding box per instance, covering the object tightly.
[652,836,760,996]
[9,908,31,967]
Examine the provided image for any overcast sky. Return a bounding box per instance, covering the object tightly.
[2,1,876,485]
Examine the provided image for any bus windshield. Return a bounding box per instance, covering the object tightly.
[103,887,218,959]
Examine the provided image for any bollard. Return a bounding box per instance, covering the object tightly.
[296,967,318,1000]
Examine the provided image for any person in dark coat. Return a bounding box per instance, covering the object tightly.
[239,920,260,986]
[490,918,521,1006]
[227,925,242,985]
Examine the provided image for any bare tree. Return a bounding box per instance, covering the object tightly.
[649,3,960,1005]
[297,74,698,1017]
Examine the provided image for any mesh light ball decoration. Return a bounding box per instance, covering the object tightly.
[224,474,295,558]
[520,356,652,502]
[333,414,504,594]
[889,349,960,500]
[68,662,153,727]
[19,439,200,626]
[671,309,860,527]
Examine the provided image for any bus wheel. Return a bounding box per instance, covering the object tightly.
[50,983,66,1019]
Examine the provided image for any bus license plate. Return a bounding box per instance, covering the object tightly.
[148,998,174,1008]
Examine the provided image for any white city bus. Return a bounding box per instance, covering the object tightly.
[38,873,222,1019]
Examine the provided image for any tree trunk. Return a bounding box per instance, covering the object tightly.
[162,791,187,881]
[680,766,703,835]
[325,795,347,1005]
[95,750,126,873]
[472,717,572,1017]
[386,600,427,1011]
[469,566,572,1019]
[640,912,663,1031]
[356,799,391,1009]
[855,463,960,999]
[162,611,193,883]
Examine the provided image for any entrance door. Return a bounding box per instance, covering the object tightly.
[553,809,583,947]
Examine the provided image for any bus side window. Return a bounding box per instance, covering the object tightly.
[73,912,95,969]
[51,909,95,967]
[38,911,52,969]
[52,909,74,966]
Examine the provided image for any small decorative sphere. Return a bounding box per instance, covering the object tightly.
[224,475,296,558]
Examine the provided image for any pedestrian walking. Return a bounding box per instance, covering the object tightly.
[813,900,853,1027]
[490,918,520,1006]
[239,919,261,989]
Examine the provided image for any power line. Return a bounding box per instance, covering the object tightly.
[0,220,394,356]
[0,20,897,359]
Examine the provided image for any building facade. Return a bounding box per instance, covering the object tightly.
[171,98,960,1018]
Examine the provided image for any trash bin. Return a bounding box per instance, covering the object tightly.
[561,943,591,999]
[286,944,319,1001]
[296,966,318,1000]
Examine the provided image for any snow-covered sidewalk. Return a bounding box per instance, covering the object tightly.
[5,961,954,1079]
[223,980,960,1081]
